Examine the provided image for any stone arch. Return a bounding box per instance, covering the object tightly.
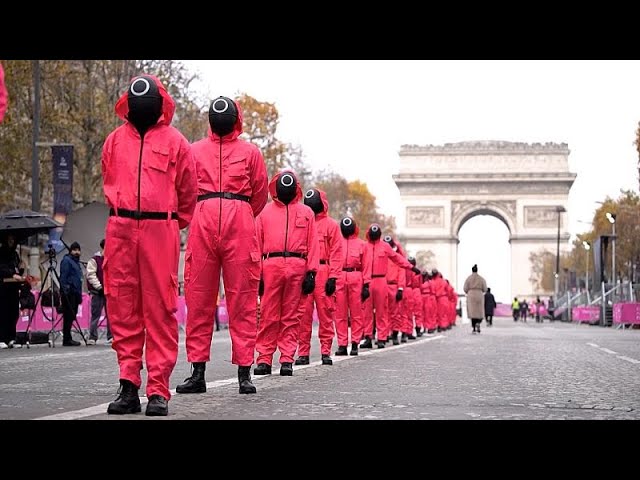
[450,201,516,238]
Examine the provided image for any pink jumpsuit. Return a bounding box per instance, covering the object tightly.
[102,75,197,401]
[297,190,343,357]
[184,101,268,368]
[255,171,319,366]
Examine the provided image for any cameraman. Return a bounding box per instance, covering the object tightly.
[86,239,111,345]
[60,242,82,346]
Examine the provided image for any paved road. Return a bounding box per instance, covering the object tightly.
[1,318,639,420]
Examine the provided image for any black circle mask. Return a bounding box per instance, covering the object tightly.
[209,96,238,137]
[304,189,324,214]
[276,173,297,205]
[340,217,356,238]
[127,76,163,136]
[368,225,381,241]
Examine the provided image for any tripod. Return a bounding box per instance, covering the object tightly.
[23,251,87,348]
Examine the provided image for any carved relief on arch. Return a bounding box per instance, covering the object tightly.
[450,200,516,236]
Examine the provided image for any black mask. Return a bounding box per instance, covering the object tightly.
[368,225,381,241]
[383,235,395,248]
[209,96,238,137]
[408,256,416,266]
[304,189,324,214]
[340,217,356,238]
[276,173,297,205]
[127,76,163,136]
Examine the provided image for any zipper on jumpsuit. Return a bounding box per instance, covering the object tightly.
[218,140,223,236]
[136,136,144,221]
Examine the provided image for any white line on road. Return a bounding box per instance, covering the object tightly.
[586,343,599,348]
[600,348,618,355]
[617,356,640,364]
[35,334,446,420]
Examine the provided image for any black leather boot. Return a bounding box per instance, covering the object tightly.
[145,394,168,416]
[335,346,348,356]
[376,340,385,348]
[416,326,423,337]
[360,337,373,349]
[392,331,400,345]
[254,363,272,375]
[280,362,293,376]
[176,362,206,394]
[350,342,358,356]
[238,366,257,394]
[295,355,310,365]
[107,379,141,415]
[400,333,408,343]
[322,354,333,365]
[407,333,416,340]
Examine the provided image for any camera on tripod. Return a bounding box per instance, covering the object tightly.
[46,243,57,259]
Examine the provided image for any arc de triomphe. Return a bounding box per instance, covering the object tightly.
[393,141,576,299]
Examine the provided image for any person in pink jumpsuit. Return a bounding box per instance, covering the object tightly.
[421,272,438,334]
[384,235,408,345]
[295,189,342,366]
[361,225,419,349]
[333,217,371,356]
[102,75,197,416]
[430,269,450,333]
[408,258,424,337]
[0,62,8,123]
[177,96,268,397]
[254,170,319,376]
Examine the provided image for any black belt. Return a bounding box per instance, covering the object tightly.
[110,208,178,221]
[320,260,328,265]
[197,191,250,202]
[262,251,307,260]
[343,267,361,272]
[372,274,386,278]
[387,282,397,285]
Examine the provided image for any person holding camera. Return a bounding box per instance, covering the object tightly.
[0,234,26,349]
[60,242,83,346]
[86,239,111,345]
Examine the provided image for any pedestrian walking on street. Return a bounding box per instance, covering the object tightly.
[484,287,496,326]
[463,264,487,334]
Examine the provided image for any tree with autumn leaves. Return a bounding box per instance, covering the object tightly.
[0,60,396,240]
[530,190,640,292]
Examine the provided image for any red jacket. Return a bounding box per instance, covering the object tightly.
[256,171,319,273]
[191,100,268,218]
[102,75,197,229]
[313,190,343,279]
[340,223,372,284]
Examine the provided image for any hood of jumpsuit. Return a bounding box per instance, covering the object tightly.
[115,74,176,126]
[268,170,303,205]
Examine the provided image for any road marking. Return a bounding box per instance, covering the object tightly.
[617,356,640,364]
[600,348,618,355]
[586,343,599,348]
[35,334,445,420]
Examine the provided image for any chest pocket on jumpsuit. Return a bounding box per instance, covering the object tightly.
[227,155,249,191]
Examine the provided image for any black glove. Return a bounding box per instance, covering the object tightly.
[258,277,264,297]
[395,289,403,302]
[302,271,316,295]
[411,266,421,275]
[361,283,370,302]
[325,277,337,296]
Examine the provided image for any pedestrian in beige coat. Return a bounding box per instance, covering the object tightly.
[463,264,487,334]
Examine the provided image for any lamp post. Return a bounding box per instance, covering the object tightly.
[583,241,591,298]
[554,206,567,301]
[606,212,617,288]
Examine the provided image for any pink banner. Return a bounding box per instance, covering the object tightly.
[17,292,92,332]
[572,306,600,323]
[613,303,640,324]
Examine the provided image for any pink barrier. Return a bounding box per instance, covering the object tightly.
[613,303,640,324]
[572,306,600,323]
[17,292,93,332]
[494,304,513,317]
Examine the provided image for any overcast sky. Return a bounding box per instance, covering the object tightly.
[183,60,640,301]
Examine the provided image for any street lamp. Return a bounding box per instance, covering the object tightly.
[606,212,616,287]
[555,206,567,301]
[582,241,591,297]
